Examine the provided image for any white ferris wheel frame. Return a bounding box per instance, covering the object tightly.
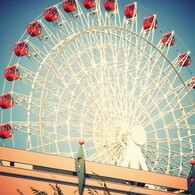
[1,0,195,179]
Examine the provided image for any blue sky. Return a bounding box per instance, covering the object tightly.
[0,0,194,88]
[0,0,194,117]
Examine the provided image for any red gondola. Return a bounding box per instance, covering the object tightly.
[62,0,76,13]
[14,41,29,57]
[43,7,58,22]
[143,15,158,30]
[190,77,195,89]
[161,32,175,46]
[0,94,14,109]
[0,124,12,139]
[4,65,20,81]
[83,0,96,9]
[27,21,42,37]
[124,3,136,18]
[178,53,191,67]
[104,0,115,11]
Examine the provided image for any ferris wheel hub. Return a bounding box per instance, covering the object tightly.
[131,125,146,146]
[119,130,130,148]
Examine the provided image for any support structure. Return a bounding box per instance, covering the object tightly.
[0,146,190,194]
[75,140,85,195]
[188,160,195,194]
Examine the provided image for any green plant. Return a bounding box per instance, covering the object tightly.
[17,172,111,195]
[49,184,64,195]
[17,183,63,195]
[16,189,24,195]
[87,172,111,195]
[30,187,47,195]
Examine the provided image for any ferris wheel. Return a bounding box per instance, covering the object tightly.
[0,0,195,179]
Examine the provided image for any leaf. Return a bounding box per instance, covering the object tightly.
[17,189,24,195]
[91,172,111,195]
[30,187,48,195]
[49,183,64,195]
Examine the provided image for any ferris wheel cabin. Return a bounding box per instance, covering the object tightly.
[178,53,191,67]
[13,41,29,57]
[124,4,136,18]
[161,32,175,46]
[143,15,158,30]
[43,7,58,22]
[190,77,195,89]
[27,21,42,37]
[0,124,12,139]
[104,0,115,11]
[83,0,96,9]
[4,66,20,81]
[62,0,76,13]
[0,94,14,109]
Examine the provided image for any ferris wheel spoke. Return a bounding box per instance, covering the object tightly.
[150,93,192,121]
[87,8,103,28]
[169,111,194,128]
[97,146,119,164]
[167,123,195,131]
[141,90,180,121]
[86,151,99,162]
[54,7,81,38]
[37,22,60,48]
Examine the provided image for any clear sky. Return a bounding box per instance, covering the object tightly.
[0,0,194,85]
